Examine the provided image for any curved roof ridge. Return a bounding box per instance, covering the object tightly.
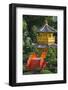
[39,25,45,31]
[37,24,57,32]
[48,25,56,32]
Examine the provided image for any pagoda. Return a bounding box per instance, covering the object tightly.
[36,20,57,49]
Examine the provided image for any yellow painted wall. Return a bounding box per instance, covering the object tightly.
[37,32,55,45]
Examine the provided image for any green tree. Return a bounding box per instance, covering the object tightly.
[46,47,57,73]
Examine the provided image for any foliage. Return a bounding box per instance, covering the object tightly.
[46,47,57,73]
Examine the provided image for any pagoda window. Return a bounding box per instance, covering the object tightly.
[48,34,51,37]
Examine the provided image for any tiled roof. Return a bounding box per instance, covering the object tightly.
[37,25,56,32]
[36,44,57,48]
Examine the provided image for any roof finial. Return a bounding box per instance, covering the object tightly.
[45,20,48,26]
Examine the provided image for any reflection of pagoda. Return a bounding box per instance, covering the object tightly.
[36,20,57,48]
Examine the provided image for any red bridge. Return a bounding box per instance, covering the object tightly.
[26,49,48,71]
